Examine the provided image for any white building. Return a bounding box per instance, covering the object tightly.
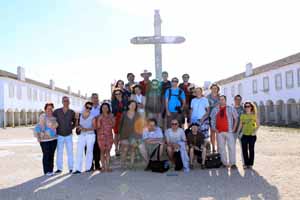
[0,67,88,128]
[212,52,300,127]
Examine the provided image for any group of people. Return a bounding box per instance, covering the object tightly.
[34,69,260,176]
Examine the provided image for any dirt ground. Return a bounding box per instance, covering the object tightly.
[0,126,299,200]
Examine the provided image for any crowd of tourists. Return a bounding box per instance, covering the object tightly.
[34,69,260,176]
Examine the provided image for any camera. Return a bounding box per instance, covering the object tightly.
[175,106,182,113]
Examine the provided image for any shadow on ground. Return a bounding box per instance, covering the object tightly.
[0,167,279,200]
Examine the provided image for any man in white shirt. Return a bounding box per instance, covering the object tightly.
[140,118,164,166]
[190,87,210,124]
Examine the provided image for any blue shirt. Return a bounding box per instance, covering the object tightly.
[165,88,186,113]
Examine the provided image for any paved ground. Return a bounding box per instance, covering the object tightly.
[0,126,299,200]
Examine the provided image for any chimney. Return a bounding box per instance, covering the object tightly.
[245,62,253,77]
[67,86,71,94]
[50,79,55,90]
[17,66,25,81]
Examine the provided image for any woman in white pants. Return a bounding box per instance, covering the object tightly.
[73,102,96,174]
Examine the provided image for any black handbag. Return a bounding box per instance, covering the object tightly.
[205,153,222,169]
[174,151,183,171]
[75,114,81,135]
[148,145,169,173]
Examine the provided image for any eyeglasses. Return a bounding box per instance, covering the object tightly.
[115,93,122,96]
[172,80,179,83]
[171,123,178,126]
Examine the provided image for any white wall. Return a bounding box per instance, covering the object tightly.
[0,77,85,113]
[220,62,300,106]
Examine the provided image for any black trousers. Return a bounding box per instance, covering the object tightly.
[241,135,257,166]
[40,140,57,174]
[92,133,101,169]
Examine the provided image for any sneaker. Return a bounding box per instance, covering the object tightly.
[72,171,81,175]
[54,170,62,174]
[201,164,206,169]
[190,164,194,169]
[45,172,54,176]
[231,165,238,169]
[86,169,93,173]
[69,170,73,174]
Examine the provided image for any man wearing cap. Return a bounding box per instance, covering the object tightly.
[139,70,152,96]
[165,77,186,128]
[186,123,208,169]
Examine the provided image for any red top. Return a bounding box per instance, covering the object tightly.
[139,80,151,96]
[216,106,229,132]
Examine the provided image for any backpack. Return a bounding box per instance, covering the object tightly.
[168,88,183,106]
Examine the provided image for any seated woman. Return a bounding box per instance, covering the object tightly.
[119,100,144,169]
[186,123,208,169]
[165,119,190,172]
[140,118,164,170]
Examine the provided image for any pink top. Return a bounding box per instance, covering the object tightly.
[96,114,114,136]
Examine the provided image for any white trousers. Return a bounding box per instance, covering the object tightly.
[217,132,236,166]
[75,133,96,172]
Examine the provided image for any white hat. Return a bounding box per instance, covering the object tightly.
[140,69,152,77]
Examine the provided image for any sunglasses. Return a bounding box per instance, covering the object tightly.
[244,105,251,108]
[172,80,179,83]
[171,123,179,126]
[86,106,92,110]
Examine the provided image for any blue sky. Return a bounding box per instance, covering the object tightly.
[1,0,300,99]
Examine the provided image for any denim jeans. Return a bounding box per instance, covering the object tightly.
[56,134,73,171]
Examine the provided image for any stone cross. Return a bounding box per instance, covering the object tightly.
[131,10,185,80]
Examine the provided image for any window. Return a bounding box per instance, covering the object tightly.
[8,83,15,98]
[263,77,269,92]
[223,87,227,96]
[238,83,243,96]
[33,89,38,101]
[39,90,43,102]
[286,70,294,89]
[231,85,235,97]
[298,68,300,87]
[27,87,32,100]
[252,79,258,94]
[17,85,22,100]
[47,93,52,102]
[275,74,282,90]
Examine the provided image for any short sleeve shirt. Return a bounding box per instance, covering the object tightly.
[165,128,186,144]
[190,97,209,123]
[165,88,186,113]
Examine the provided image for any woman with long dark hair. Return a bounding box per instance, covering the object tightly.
[111,88,128,156]
[95,103,115,172]
[238,101,260,170]
[119,100,144,169]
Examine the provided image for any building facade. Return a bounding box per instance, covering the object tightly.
[212,52,300,127]
[0,67,87,128]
